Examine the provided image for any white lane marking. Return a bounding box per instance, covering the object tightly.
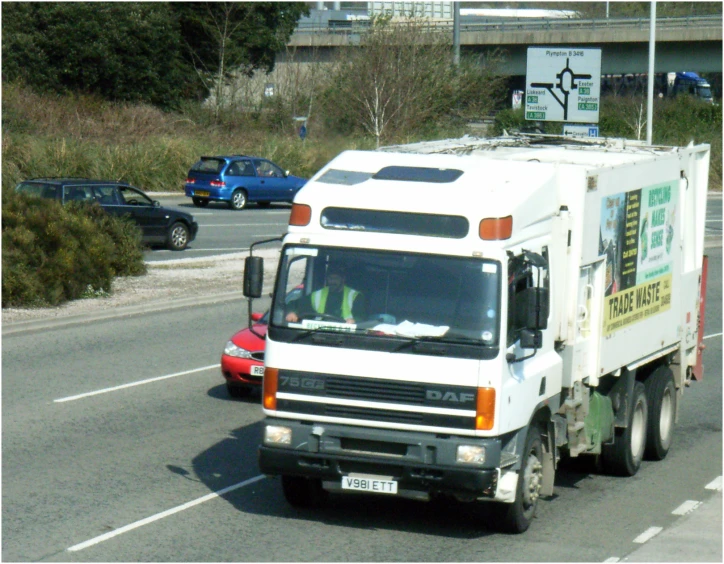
[705,476,723,491]
[704,332,722,340]
[705,219,722,223]
[54,364,220,403]
[633,527,663,544]
[672,500,702,515]
[67,475,266,552]
[201,223,287,227]
[603,558,620,562]
[151,247,266,254]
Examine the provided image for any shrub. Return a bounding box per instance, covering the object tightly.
[2,189,146,307]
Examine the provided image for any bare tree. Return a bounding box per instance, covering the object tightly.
[622,95,648,140]
[323,15,506,146]
[185,3,251,121]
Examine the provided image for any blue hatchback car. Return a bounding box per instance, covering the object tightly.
[184,155,306,210]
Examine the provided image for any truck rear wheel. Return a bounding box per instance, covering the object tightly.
[281,475,327,508]
[602,382,648,476]
[489,426,543,534]
[644,366,676,460]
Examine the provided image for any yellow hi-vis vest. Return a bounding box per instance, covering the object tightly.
[311,286,359,319]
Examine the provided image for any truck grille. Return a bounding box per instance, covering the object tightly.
[326,377,426,404]
[276,369,476,430]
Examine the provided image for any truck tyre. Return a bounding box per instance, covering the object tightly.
[643,366,676,461]
[489,426,544,534]
[281,475,327,508]
[602,382,648,476]
[229,189,247,210]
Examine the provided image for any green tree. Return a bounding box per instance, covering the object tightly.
[2,3,188,107]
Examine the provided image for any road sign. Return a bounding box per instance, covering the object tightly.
[525,48,601,124]
[563,124,599,138]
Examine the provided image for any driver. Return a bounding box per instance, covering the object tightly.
[285,266,365,324]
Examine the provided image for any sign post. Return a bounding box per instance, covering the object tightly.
[525,48,601,124]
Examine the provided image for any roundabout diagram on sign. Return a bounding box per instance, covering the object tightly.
[525,48,601,124]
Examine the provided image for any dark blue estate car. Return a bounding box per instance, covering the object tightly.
[184,156,306,210]
[15,178,198,251]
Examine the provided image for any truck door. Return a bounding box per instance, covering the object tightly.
[572,260,605,386]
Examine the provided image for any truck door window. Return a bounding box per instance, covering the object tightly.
[507,250,549,347]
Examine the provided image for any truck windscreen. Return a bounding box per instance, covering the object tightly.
[270,246,501,347]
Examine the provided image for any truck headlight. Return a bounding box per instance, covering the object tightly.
[456,445,486,465]
[224,340,253,359]
[264,425,292,446]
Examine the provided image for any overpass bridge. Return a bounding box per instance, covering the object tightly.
[284,15,722,75]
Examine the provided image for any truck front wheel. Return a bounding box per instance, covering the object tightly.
[281,475,327,508]
[602,382,648,476]
[489,426,544,534]
[644,366,676,460]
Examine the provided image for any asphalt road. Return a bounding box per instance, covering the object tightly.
[2,198,721,562]
[145,194,291,262]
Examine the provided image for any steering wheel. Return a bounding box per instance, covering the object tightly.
[126,198,139,205]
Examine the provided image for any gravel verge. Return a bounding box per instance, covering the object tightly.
[2,249,281,326]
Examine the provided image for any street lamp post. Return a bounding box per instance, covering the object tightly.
[647,1,656,145]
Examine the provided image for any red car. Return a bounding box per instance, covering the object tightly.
[221,311,267,398]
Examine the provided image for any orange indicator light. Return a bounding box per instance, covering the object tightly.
[479,216,513,240]
[289,204,312,226]
[476,387,496,430]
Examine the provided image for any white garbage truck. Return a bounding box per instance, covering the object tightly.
[243,135,710,533]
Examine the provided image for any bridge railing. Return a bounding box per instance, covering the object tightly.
[292,14,722,37]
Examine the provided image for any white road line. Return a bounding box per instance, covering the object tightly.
[54,364,220,403]
[201,223,287,227]
[67,475,266,552]
[705,476,723,491]
[603,557,620,562]
[672,500,702,515]
[633,526,663,544]
[704,332,722,340]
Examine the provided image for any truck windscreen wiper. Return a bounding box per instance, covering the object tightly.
[390,335,481,354]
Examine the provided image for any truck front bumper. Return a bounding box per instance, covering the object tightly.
[258,418,503,499]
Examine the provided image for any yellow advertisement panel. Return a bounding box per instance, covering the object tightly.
[602,273,672,337]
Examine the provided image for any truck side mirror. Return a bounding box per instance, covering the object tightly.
[516,287,549,330]
[243,256,264,298]
[519,329,543,349]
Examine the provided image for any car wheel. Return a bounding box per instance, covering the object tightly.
[226,382,252,398]
[192,197,209,208]
[167,222,190,251]
[229,190,247,210]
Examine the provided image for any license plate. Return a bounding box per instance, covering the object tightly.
[342,474,398,495]
[195,190,210,197]
[251,365,265,376]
